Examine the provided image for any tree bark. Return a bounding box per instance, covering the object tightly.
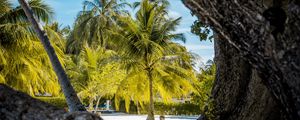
[147,70,155,120]
[18,0,86,112]
[0,84,102,120]
[183,0,300,119]
[212,35,281,120]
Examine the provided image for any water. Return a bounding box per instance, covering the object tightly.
[101,114,198,120]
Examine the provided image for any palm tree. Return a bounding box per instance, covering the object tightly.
[67,45,124,111]
[113,1,196,119]
[66,0,129,54]
[0,0,62,96]
[18,0,86,112]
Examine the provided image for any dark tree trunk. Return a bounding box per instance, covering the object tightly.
[212,35,281,120]
[0,84,102,120]
[17,0,86,112]
[183,0,300,120]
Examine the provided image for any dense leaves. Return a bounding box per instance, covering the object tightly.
[191,20,213,41]
[192,63,215,119]
[110,1,197,119]
[1,0,215,116]
[0,0,62,96]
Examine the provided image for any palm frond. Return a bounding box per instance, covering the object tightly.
[0,0,11,15]
[0,0,53,24]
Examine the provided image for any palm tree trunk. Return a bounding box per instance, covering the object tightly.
[147,70,155,120]
[94,96,101,111]
[18,0,86,112]
[88,98,94,111]
[100,29,105,48]
[136,101,140,115]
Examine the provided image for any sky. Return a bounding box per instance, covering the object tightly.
[13,0,214,67]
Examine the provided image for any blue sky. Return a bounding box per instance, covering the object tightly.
[13,0,214,66]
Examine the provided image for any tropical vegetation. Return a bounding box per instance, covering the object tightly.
[110,1,197,119]
[0,0,61,96]
[1,0,215,119]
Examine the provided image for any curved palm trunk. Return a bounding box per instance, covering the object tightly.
[147,70,155,120]
[18,0,86,112]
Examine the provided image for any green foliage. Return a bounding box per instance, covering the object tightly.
[66,0,129,54]
[0,0,53,24]
[0,0,62,96]
[1,0,216,117]
[36,97,67,108]
[112,0,197,114]
[114,101,200,115]
[65,45,125,110]
[153,102,200,115]
[192,63,216,119]
[191,20,213,41]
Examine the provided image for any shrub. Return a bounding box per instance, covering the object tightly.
[112,101,200,115]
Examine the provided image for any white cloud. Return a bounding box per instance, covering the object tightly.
[168,10,181,18]
[185,44,214,50]
[174,28,190,33]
